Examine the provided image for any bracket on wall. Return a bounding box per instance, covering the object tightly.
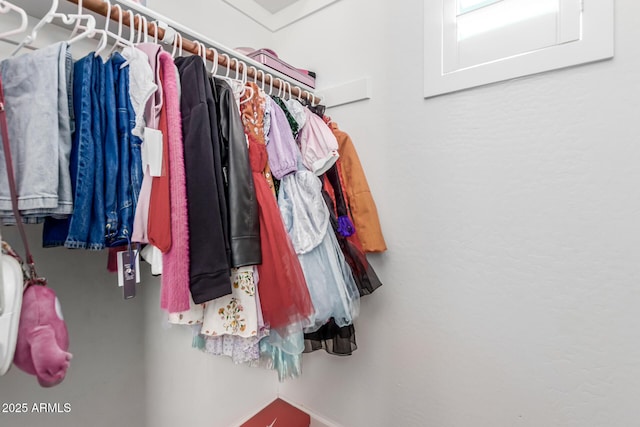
[316,77,372,109]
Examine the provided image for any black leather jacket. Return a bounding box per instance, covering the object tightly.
[212,78,262,267]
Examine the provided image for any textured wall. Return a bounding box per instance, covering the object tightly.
[0,225,147,427]
[148,0,275,51]
[0,15,148,427]
[274,0,640,426]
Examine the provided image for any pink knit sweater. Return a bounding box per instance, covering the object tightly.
[158,52,190,313]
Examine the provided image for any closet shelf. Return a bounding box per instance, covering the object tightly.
[61,0,319,104]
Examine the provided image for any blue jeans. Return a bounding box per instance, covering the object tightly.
[0,42,73,223]
[42,46,74,247]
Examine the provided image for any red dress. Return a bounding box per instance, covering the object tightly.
[240,84,314,330]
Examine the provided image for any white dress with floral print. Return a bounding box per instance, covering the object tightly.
[168,266,259,338]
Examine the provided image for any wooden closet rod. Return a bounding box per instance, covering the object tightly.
[66,0,319,104]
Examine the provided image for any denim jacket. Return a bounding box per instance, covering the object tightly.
[107,53,143,247]
[63,54,106,250]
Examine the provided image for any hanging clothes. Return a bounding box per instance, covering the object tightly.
[322,163,383,297]
[255,326,304,382]
[0,14,388,379]
[43,48,143,250]
[202,266,269,365]
[0,42,73,226]
[211,78,261,268]
[57,52,106,250]
[146,82,171,253]
[283,100,380,354]
[261,98,278,197]
[174,55,231,304]
[297,107,339,176]
[121,46,157,140]
[239,83,314,332]
[200,267,259,337]
[272,96,300,138]
[169,267,260,337]
[304,318,357,355]
[268,97,360,332]
[131,44,167,280]
[151,49,190,314]
[131,43,162,246]
[166,79,264,359]
[110,52,144,247]
[327,121,387,252]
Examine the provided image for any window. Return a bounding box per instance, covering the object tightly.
[424,0,614,98]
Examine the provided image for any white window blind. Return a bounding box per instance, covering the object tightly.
[424,0,613,98]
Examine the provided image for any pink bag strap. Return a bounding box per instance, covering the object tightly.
[0,74,42,285]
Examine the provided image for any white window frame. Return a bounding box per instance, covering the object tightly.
[424,0,614,98]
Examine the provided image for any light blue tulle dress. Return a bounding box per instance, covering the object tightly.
[268,98,359,331]
[255,98,360,380]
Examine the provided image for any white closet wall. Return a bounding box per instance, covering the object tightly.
[0,16,148,427]
[149,0,276,49]
[273,0,640,426]
[0,225,147,427]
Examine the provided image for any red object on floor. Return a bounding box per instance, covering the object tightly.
[241,398,311,427]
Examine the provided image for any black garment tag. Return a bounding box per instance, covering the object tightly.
[118,251,137,300]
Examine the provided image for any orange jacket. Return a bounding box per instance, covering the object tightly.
[329,122,386,252]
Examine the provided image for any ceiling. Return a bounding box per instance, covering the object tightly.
[223,0,340,32]
[252,0,301,15]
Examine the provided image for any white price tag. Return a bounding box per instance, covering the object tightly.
[143,127,164,177]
